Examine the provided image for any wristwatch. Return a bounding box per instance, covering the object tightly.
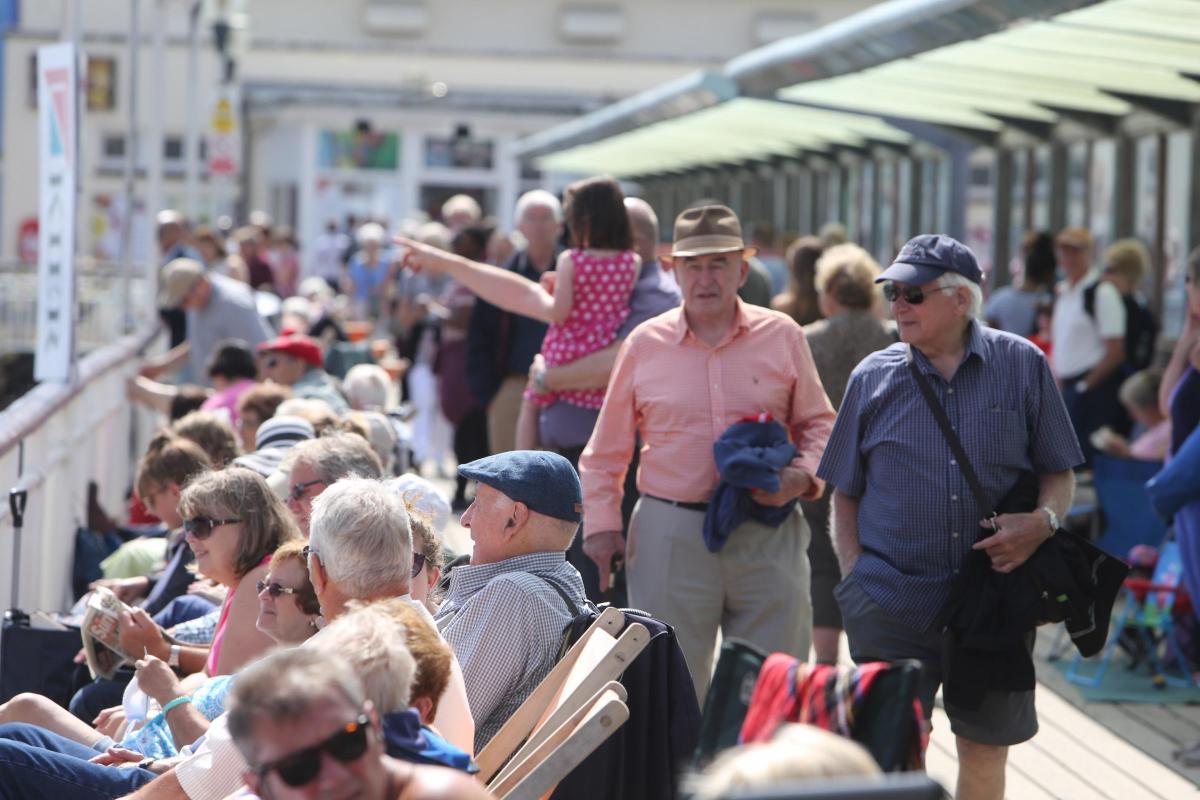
[137,757,156,772]
[532,364,547,393]
[1041,506,1059,536]
[168,644,181,668]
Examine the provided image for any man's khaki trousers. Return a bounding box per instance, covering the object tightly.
[626,495,812,703]
[486,374,527,455]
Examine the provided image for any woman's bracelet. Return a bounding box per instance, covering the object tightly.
[161,695,192,717]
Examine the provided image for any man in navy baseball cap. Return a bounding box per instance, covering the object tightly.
[877,234,983,286]
[436,450,588,752]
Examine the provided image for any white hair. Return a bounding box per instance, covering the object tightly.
[345,411,399,473]
[357,222,386,246]
[280,296,313,321]
[441,194,482,223]
[286,432,384,484]
[309,477,412,599]
[299,276,334,302]
[937,271,983,319]
[343,364,394,411]
[304,602,415,712]
[515,189,563,224]
[386,474,452,534]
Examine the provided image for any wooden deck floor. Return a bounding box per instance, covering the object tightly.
[926,629,1200,799]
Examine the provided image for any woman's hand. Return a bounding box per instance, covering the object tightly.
[134,655,183,706]
[539,271,558,294]
[93,706,127,739]
[117,608,169,661]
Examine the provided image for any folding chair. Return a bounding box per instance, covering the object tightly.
[1092,455,1167,555]
[489,683,630,800]
[476,607,649,787]
[1067,538,1198,689]
[693,638,769,767]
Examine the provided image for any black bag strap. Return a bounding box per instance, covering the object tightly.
[540,574,585,618]
[905,345,996,522]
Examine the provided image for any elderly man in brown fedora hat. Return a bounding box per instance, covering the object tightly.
[579,204,835,698]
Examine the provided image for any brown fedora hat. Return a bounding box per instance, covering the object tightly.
[671,204,757,258]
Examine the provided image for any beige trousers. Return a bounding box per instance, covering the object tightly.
[486,374,527,455]
[626,496,812,703]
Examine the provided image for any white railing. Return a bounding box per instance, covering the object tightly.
[0,323,162,613]
[0,261,153,354]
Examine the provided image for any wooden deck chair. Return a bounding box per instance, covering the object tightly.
[475,607,639,782]
[490,683,630,800]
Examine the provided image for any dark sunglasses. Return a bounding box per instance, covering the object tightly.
[411,552,427,579]
[254,714,371,787]
[301,544,321,564]
[183,516,240,540]
[256,580,301,598]
[881,282,954,305]
[288,479,325,503]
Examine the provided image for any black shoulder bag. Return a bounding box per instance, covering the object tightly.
[905,346,1062,625]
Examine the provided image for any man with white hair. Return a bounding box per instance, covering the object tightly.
[435,450,587,753]
[467,189,564,454]
[440,194,482,232]
[304,477,474,755]
[284,432,384,535]
[818,234,1081,800]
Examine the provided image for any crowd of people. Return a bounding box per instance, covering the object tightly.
[1,174,1198,800]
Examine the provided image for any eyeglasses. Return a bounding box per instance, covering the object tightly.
[881,282,956,305]
[183,517,240,540]
[253,714,371,787]
[301,544,321,564]
[411,552,427,579]
[288,479,325,504]
[256,580,301,598]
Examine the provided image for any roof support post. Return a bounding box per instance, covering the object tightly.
[902,157,921,242]
[1114,135,1136,238]
[772,169,788,240]
[1152,130,1168,323]
[992,148,1014,291]
[1049,142,1069,233]
[1190,110,1200,296]
[1022,148,1036,234]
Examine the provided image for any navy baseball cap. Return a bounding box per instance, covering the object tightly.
[458,450,582,523]
[877,234,983,286]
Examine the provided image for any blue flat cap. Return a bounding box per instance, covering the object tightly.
[877,234,982,286]
[458,450,582,522]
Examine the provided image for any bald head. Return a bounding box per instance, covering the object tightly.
[624,197,659,265]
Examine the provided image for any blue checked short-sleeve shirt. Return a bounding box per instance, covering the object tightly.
[816,322,1082,629]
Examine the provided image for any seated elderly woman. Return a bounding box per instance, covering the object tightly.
[0,540,320,761]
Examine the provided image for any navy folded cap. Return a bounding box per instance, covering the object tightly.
[458,450,582,523]
[877,234,983,286]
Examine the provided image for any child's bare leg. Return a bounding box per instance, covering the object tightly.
[516,398,541,451]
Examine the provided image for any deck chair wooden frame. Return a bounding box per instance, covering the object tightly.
[476,607,623,781]
[475,607,647,782]
[491,684,630,800]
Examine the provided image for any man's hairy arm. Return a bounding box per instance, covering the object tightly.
[830,490,862,578]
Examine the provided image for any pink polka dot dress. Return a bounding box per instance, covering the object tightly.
[526,248,639,409]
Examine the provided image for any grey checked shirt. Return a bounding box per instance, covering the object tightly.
[434,551,586,753]
[817,321,1082,629]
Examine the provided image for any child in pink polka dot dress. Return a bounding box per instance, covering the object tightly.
[516,177,641,449]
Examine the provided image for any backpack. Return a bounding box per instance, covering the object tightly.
[1082,282,1157,372]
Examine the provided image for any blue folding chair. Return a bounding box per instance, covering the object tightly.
[1092,455,1166,555]
[1066,538,1197,690]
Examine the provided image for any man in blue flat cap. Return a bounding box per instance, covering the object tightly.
[817,235,1081,800]
[433,450,587,754]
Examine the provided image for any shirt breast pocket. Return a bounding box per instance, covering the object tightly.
[967,408,1029,470]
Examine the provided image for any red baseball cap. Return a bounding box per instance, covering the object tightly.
[257,334,324,368]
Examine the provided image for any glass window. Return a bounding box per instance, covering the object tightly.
[424,135,494,169]
[1162,130,1194,337]
[1066,141,1088,229]
[1032,145,1051,230]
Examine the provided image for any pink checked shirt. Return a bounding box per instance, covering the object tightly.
[579,300,835,537]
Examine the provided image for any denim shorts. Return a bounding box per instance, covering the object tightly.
[835,572,1037,746]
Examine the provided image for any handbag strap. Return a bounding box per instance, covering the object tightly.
[905,346,996,521]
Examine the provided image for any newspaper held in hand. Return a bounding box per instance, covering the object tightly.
[81,587,134,680]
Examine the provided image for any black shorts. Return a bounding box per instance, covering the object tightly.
[835,572,1037,746]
